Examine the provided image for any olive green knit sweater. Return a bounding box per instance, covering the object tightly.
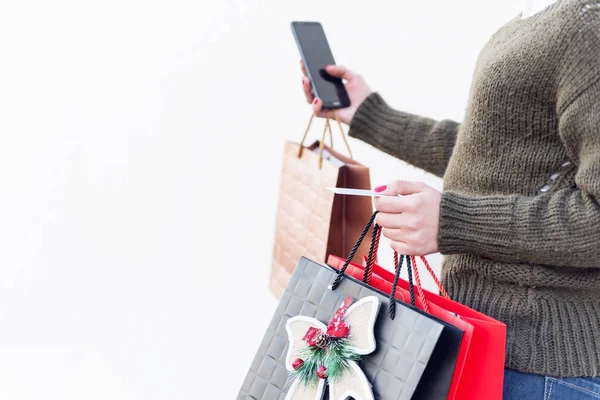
[349,0,600,377]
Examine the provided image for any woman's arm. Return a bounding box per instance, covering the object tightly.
[439,78,600,267]
[372,80,600,266]
[437,5,600,267]
[349,93,461,178]
[301,65,460,177]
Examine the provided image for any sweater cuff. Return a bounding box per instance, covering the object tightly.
[438,191,518,259]
[348,92,412,141]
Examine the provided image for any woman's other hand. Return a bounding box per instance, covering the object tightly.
[300,61,371,125]
[373,180,442,256]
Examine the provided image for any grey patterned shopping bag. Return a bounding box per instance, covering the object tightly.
[238,214,463,399]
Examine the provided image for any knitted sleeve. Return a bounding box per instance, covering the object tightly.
[438,5,600,267]
[348,93,460,178]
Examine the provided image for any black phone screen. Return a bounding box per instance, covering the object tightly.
[292,22,350,109]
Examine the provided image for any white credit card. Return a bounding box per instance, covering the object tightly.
[326,187,392,197]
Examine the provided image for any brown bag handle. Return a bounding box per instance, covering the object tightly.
[297,110,353,168]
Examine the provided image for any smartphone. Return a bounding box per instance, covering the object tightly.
[291,21,351,109]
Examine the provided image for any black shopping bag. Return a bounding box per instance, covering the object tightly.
[238,213,463,399]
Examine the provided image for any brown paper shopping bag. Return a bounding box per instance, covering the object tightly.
[269,112,373,298]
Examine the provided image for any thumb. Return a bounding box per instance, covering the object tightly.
[378,180,427,196]
[325,64,354,81]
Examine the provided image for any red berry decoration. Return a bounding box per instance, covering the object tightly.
[317,366,327,379]
[292,358,304,370]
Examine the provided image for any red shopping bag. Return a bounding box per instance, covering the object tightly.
[328,255,473,400]
[327,253,506,400]
[361,255,506,400]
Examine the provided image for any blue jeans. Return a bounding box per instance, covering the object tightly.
[503,368,600,399]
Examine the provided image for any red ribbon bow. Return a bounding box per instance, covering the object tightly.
[302,297,353,346]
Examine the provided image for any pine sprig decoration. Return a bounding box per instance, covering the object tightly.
[289,339,360,386]
[323,339,360,381]
[289,346,326,387]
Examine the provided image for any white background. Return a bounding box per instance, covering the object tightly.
[0,0,523,398]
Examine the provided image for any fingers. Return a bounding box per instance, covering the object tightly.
[324,64,355,81]
[380,227,405,241]
[300,60,340,118]
[383,230,425,256]
[302,76,314,103]
[301,60,315,104]
[381,180,428,196]
[389,241,414,256]
[374,195,419,214]
[373,179,440,257]
[312,97,328,117]
[373,181,427,212]
[378,228,414,255]
[376,212,416,230]
[300,60,308,77]
[376,213,398,229]
[302,79,327,118]
[302,60,355,82]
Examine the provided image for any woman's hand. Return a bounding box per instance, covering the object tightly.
[373,180,442,256]
[300,61,371,125]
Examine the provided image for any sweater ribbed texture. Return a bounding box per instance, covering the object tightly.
[349,0,600,377]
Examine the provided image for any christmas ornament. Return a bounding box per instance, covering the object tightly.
[284,296,380,400]
[292,359,304,370]
[316,366,327,379]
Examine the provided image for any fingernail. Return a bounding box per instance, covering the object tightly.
[374,185,387,193]
[313,98,318,104]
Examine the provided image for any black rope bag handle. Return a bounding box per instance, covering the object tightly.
[330,211,418,321]
[330,211,378,290]
[389,254,417,319]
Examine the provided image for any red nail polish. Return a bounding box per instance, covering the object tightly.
[313,98,318,104]
[374,185,387,193]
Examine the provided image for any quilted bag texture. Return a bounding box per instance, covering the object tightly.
[239,256,463,399]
